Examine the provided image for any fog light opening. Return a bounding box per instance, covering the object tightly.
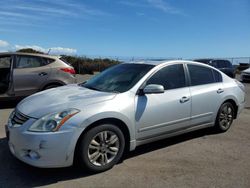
[27,150,40,160]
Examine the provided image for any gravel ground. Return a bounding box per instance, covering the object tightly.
[0,75,249,188]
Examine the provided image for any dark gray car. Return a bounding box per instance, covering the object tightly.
[194,59,235,78]
[0,52,76,99]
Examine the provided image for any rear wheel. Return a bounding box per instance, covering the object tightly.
[43,84,62,90]
[78,124,125,172]
[215,102,234,132]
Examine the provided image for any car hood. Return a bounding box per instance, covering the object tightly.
[17,84,117,118]
[242,68,250,73]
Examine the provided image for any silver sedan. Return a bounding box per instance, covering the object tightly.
[5,60,245,172]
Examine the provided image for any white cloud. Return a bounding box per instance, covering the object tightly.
[119,0,184,15]
[0,40,9,47]
[147,0,182,14]
[0,0,110,28]
[15,44,77,55]
[49,47,77,55]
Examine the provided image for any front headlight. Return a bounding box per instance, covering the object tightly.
[8,110,15,127]
[28,108,80,132]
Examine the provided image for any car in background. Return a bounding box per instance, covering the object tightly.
[6,60,245,172]
[194,59,235,78]
[0,52,76,100]
[240,67,250,82]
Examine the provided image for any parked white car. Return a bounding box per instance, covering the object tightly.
[241,67,250,82]
[6,60,245,172]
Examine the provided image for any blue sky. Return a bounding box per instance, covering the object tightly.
[0,0,249,59]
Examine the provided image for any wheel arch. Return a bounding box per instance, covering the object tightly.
[73,117,131,164]
[221,98,238,119]
[40,81,65,90]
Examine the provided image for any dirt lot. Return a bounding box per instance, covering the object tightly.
[0,76,250,188]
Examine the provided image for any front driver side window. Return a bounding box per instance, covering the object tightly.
[146,64,186,90]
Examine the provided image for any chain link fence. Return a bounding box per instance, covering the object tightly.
[69,56,250,75]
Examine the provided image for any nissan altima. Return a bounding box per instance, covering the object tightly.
[5,60,245,172]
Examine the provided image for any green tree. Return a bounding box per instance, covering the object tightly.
[16,48,44,54]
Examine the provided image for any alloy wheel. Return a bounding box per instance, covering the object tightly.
[87,131,120,167]
[219,105,233,129]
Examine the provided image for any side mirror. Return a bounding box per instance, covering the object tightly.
[143,84,164,94]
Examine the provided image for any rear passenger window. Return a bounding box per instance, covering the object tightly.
[213,69,222,82]
[16,56,45,68]
[188,64,215,86]
[43,58,54,65]
[147,64,186,90]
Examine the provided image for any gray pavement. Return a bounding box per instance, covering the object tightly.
[0,75,250,188]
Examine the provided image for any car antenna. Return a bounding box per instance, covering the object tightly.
[47,48,51,55]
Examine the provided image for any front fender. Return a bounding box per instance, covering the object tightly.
[79,111,135,142]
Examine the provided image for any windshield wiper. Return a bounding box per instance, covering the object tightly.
[111,90,120,94]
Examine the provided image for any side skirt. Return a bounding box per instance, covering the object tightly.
[135,123,214,148]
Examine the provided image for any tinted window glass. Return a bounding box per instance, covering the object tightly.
[43,58,54,65]
[16,56,44,68]
[213,69,222,82]
[188,64,215,86]
[212,60,232,68]
[147,64,186,90]
[0,56,11,68]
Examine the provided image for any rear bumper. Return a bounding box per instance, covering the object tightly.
[237,101,245,118]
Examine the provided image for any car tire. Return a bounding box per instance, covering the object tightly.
[215,102,234,132]
[78,124,125,172]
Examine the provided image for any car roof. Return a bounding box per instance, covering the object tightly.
[0,52,60,59]
[128,60,211,67]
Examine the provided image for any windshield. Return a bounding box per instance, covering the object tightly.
[81,63,154,93]
[211,60,232,68]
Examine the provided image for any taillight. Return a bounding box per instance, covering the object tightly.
[60,67,76,74]
[235,79,245,93]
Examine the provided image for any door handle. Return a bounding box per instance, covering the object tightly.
[180,96,190,103]
[217,88,224,94]
[38,72,48,76]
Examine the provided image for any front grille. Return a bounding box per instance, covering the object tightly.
[242,75,250,79]
[11,110,30,125]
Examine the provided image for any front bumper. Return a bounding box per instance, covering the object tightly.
[6,118,78,168]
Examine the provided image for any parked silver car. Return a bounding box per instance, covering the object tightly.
[0,52,76,99]
[5,60,245,172]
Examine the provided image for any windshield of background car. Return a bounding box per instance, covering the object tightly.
[82,63,155,93]
[211,60,232,68]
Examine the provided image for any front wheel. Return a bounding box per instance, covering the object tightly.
[78,124,125,172]
[215,102,235,132]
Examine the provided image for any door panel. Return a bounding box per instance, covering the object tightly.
[135,87,191,139]
[135,64,191,140]
[0,55,14,97]
[13,55,51,96]
[189,83,223,126]
[187,64,224,126]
